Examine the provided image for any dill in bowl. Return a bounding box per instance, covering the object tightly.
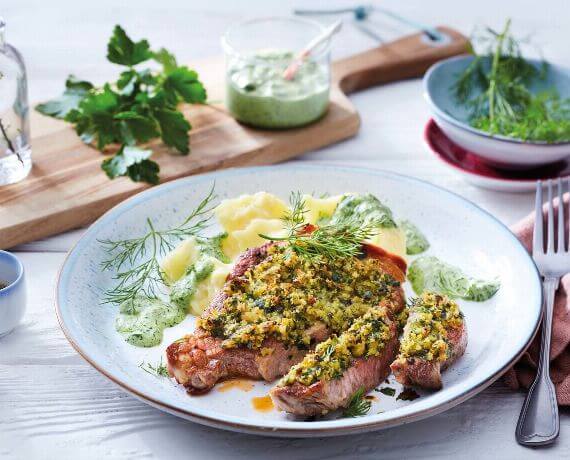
[453,19,570,143]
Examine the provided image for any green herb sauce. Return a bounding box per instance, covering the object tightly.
[170,234,229,310]
[408,256,500,302]
[226,50,329,129]
[115,296,185,347]
[399,219,430,255]
[170,257,216,309]
[196,233,230,264]
[116,234,229,347]
[330,194,397,228]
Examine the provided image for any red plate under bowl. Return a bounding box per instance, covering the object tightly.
[424,119,570,192]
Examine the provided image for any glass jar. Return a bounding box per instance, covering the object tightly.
[0,18,31,185]
[222,17,331,129]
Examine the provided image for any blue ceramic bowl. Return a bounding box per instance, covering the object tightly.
[424,55,570,168]
[0,250,26,337]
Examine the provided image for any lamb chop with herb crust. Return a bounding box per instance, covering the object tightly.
[167,241,406,394]
[390,292,467,390]
[270,302,401,417]
[167,193,407,400]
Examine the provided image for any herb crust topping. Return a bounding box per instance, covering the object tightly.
[198,245,400,356]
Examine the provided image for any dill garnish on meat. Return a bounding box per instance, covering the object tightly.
[259,191,381,261]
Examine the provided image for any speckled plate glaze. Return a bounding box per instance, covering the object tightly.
[56,165,542,437]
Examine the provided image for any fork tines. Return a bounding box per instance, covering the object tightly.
[534,179,569,255]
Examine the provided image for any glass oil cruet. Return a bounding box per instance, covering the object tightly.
[0,17,31,185]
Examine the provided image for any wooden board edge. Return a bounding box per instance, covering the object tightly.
[3,112,360,249]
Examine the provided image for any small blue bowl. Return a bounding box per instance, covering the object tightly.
[424,55,570,168]
[0,250,26,337]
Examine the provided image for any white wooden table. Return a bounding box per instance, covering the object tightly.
[1,1,569,458]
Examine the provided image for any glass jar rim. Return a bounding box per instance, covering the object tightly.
[221,16,331,62]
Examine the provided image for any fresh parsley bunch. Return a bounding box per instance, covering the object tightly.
[36,25,207,184]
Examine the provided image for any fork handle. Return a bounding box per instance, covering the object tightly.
[516,276,560,446]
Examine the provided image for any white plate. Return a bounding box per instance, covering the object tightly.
[57,165,542,437]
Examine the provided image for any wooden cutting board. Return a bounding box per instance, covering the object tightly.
[0,27,467,249]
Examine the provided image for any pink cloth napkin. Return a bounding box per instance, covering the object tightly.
[503,200,570,405]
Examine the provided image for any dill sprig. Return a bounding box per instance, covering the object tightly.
[259,192,380,261]
[343,387,371,418]
[139,358,169,377]
[452,19,570,143]
[99,185,217,305]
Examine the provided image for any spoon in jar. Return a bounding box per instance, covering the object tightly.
[283,20,342,81]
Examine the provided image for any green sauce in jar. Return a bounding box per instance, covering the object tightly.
[226,49,330,129]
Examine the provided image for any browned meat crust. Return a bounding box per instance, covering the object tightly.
[166,332,307,394]
[270,316,400,417]
[390,320,467,390]
[362,242,407,277]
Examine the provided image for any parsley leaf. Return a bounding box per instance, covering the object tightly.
[396,388,420,401]
[115,111,160,144]
[162,67,207,104]
[126,159,160,184]
[67,84,121,150]
[378,387,396,397]
[107,25,152,66]
[153,48,178,73]
[36,76,94,119]
[101,145,159,184]
[153,108,191,154]
[116,69,138,95]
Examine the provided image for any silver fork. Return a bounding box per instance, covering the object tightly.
[516,179,563,446]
